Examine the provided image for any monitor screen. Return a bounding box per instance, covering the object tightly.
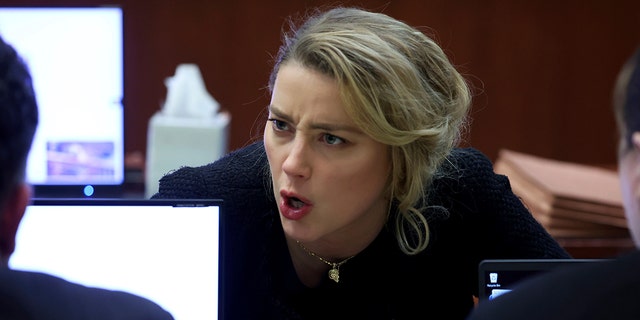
[477,258,604,301]
[10,198,223,320]
[0,6,124,197]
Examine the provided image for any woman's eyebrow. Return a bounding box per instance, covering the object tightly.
[268,104,362,133]
[308,122,361,133]
[267,105,293,123]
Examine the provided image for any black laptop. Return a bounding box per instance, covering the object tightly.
[477,258,604,301]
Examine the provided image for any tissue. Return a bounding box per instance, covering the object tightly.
[162,64,219,118]
[145,63,231,198]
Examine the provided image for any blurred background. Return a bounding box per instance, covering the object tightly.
[3,0,640,167]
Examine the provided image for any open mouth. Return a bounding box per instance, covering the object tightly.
[288,197,306,209]
[279,191,312,220]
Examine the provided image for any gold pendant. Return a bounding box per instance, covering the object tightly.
[328,268,340,283]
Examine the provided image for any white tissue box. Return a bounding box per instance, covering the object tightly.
[145,111,230,198]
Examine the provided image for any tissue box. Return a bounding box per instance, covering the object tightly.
[145,111,230,198]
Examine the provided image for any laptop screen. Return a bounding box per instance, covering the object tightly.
[477,258,602,301]
[10,198,223,320]
[0,6,125,198]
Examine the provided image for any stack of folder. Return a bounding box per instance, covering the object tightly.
[494,149,630,238]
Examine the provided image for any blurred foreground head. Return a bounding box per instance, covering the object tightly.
[614,46,640,247]
[0,35,38,264]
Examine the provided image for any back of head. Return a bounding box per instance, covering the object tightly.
[614,47,640,154]
[613,46,640,247]
[0,35,38,207]
[268,6,471,254]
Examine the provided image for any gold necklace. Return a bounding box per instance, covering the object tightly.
[296,240,354,283]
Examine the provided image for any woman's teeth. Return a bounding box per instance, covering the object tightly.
[289,198,304,208]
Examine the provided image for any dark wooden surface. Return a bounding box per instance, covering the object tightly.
[558,237,636,259]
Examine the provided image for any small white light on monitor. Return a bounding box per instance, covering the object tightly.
[83,185,94,197]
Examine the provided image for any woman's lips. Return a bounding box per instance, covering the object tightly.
[279,191,312,220]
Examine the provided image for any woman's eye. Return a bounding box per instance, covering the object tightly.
[323,134,345,145]
[269,118,289,131]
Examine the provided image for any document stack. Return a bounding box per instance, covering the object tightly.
[494,149,629,239]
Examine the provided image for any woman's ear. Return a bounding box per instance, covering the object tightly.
[0,184,31,266]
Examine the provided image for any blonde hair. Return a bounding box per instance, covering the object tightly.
[268,7,471,255]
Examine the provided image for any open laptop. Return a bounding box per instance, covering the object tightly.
[10,198,224,320]
[0,6,125,198]
[477,258,603,301]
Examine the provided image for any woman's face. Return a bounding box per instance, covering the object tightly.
[618,132,640,247]
[264,63,391,245]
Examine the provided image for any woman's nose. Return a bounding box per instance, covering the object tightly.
[282,138,311,179]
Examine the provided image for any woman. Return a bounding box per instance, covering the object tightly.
[152,7,570,319]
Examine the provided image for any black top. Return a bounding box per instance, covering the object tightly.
[467,249,640,320]
[152,141,571,319]
[0,269,174,319]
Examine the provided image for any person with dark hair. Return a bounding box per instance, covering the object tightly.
[152,7,570,319]
[466,47,640,320]
[0,35,174,319]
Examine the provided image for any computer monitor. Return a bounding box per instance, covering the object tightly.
[477,258,604,301]
[11,198,225,320]
[0,6,124,197]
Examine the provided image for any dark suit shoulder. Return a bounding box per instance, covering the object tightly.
[0,269,174,319]
[468,251,640,319]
